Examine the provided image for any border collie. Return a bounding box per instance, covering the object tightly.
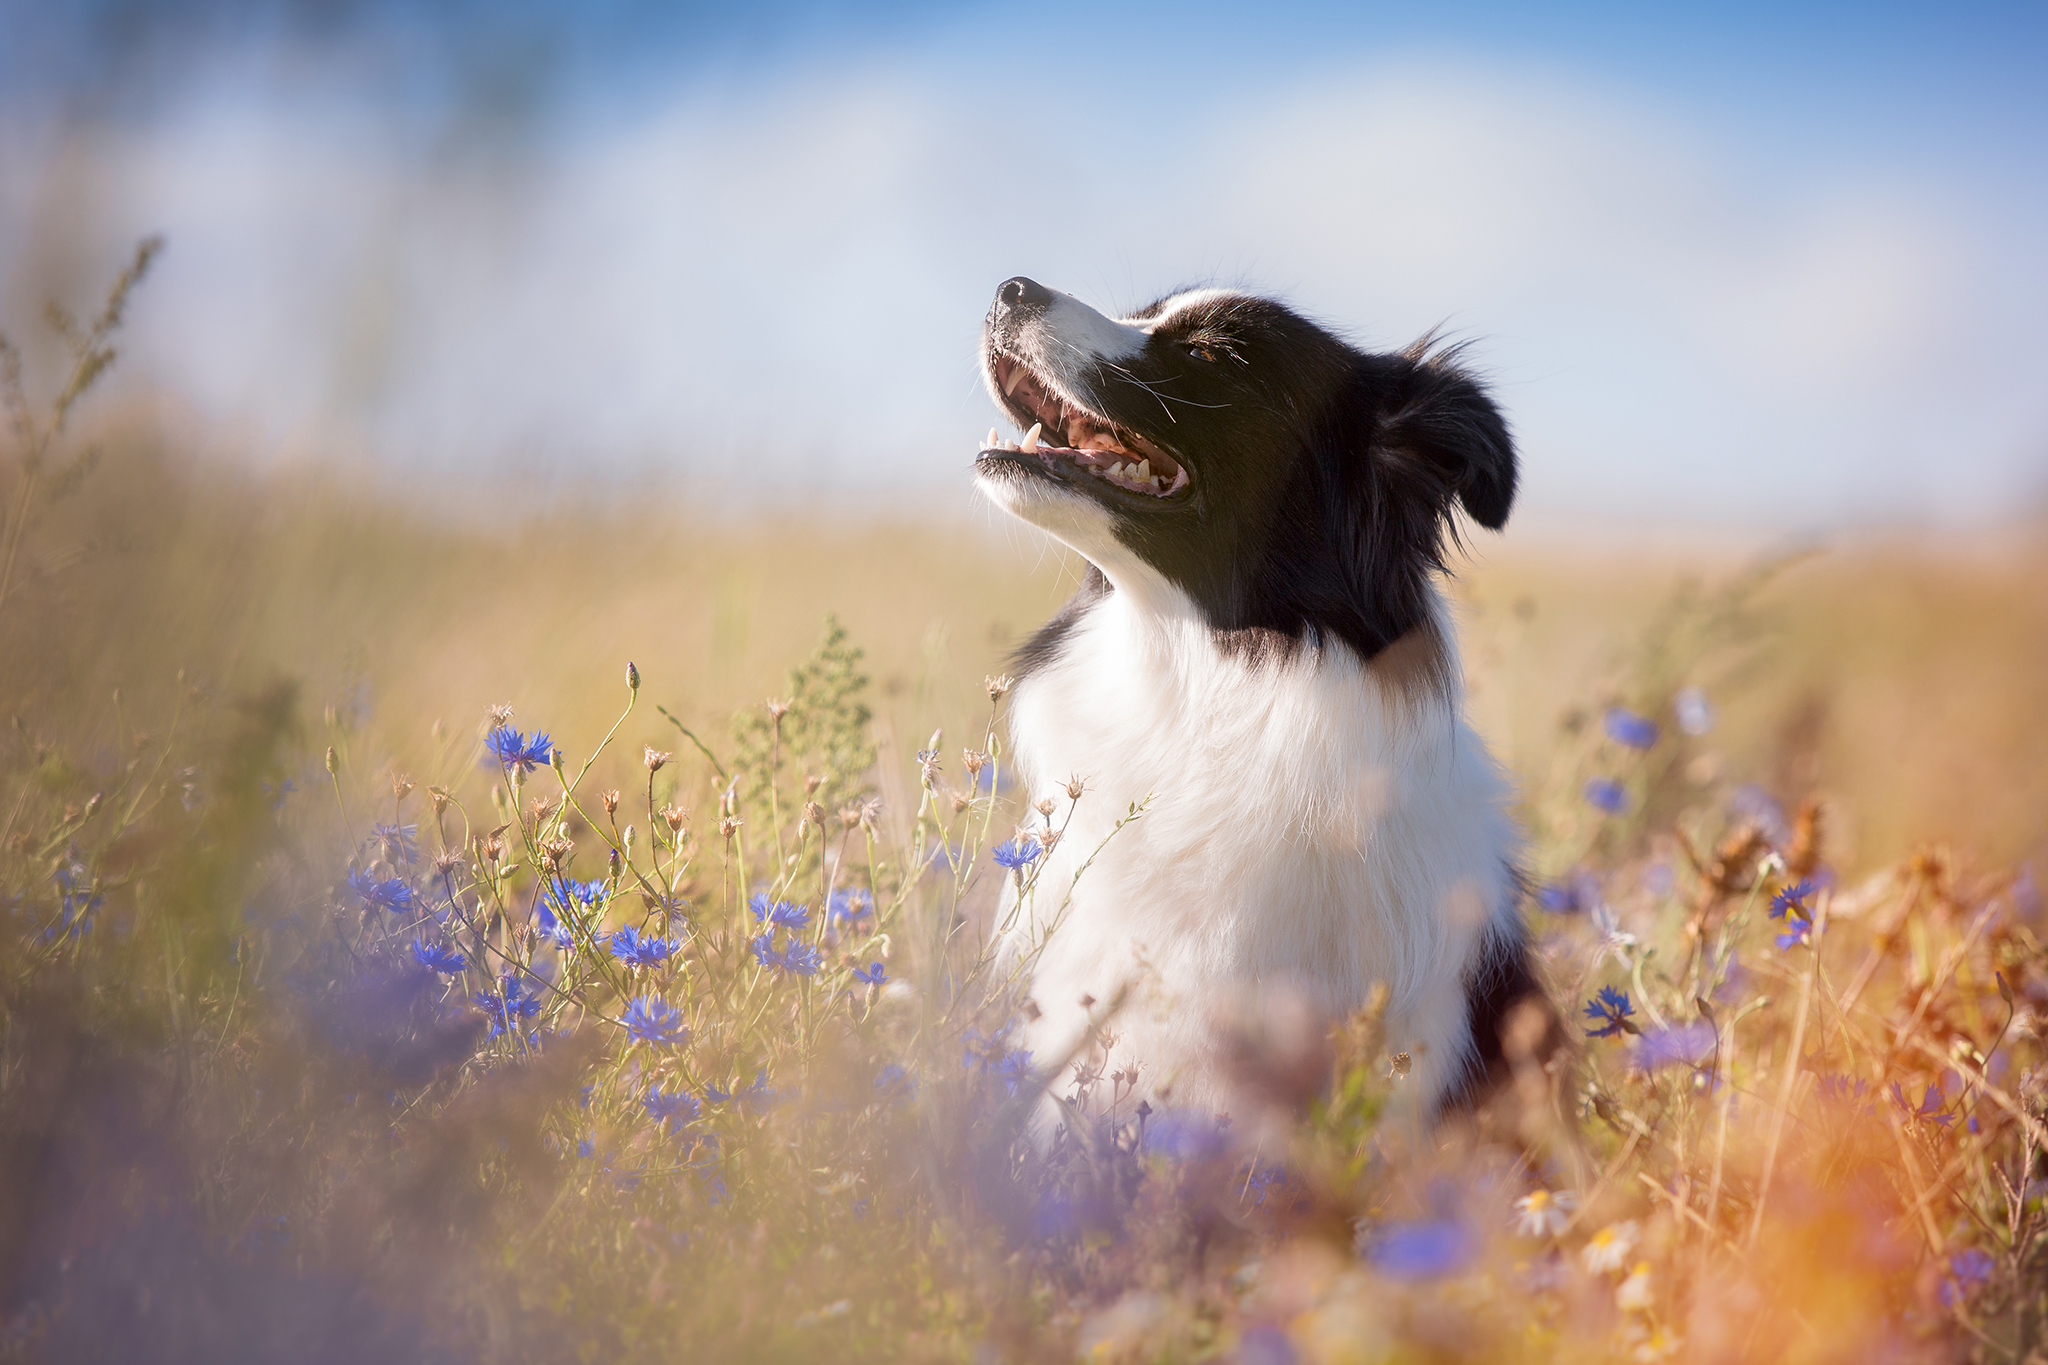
[973,276,1545,1127]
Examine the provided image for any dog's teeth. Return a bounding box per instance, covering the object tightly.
[986,427,1000,449]
[1020,423,1042,454]
[1135,460,1151,482]
[1002,367,1027,396]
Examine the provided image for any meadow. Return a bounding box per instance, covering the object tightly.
[1,255,2044,1362]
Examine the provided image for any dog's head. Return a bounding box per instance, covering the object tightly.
[974,278,1515,661]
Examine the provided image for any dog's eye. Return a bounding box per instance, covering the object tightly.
[1185,344,1217,363]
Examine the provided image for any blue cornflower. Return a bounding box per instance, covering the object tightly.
[1603,707,1660,750]
[992,836,1042,870]
[828,887,874,924]
[1890,1079,1955,1129]
[1367,1219,1476,1281]
[486,726,553,774]
[1583,985,1638,1039]
[609,924,679,970]
[963,1027,1034,1095]
[345,868,416,916]
[475,974,543,1038]
[1771,882,1820,950]
[372,822,419,865]
[411,939,467,974]
[621,995,690,1047]
[644,1087,702,1130]
[1939,1249,1996,1307]
[747,930,822,976]
[779,941,824,977]
[1770,879,1819,920]
[849,960,887,986]
[748,892,810,928]
[1583,778,1629,815]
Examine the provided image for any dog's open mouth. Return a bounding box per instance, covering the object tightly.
[979,353,1189,499]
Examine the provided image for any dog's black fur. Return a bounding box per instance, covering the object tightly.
[978,286,1515,680]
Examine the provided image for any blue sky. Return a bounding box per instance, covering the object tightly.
[3,0,2044,525]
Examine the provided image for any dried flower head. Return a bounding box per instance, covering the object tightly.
[644,746,670,773]
[1388,1051,1413,1079]
[529,795,559,823]
[1034,797,1056,817]
[718,815,743,841]
[1064,774,1086,801]
[803,801,827,831]
[602,789,621,816]
[962,749,987,777]
[540,836,574,874]
[985,673,1015,701]
[390,772,415,802]
[660,802,688,832]
[486,703,515,727]
[428,785,450,817]
[765,699,791,721]
[804,773,822,796]
[432,849,465,877]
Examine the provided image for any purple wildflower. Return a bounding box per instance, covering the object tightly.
[1583,985,1637,1039]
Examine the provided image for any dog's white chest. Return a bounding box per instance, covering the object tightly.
[995,589,1516,1118]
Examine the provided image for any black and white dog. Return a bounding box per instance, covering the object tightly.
[973,277,1544,1125]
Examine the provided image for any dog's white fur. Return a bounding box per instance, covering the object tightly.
[979,294,1522,1124]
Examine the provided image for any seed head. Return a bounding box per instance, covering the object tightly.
[766,699,791,722]
[1034,797,1055,817]
[429,785,450,817]
[486,703,515,727]
[949,792,971,814]
[602,789,621,816]
[433,849,464,877]
[719,815,743,841]
[1389,1052,1413,1080]
[985,673,1015,702]
[1039,827,1063,852]
[1064,774,1086,801]
[644,746,669,773]
[391,772,415,802]
[529,795,558,823]
[477,833,505,865]
[802,800,827,831]
[660,802,688,832]
[540,836,573,873]
[962,749,987,777]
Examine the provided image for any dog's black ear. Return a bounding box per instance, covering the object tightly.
[1377,340,1517,531]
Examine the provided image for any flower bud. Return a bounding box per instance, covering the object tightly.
[626,661,640,693]
[325,746,339,775]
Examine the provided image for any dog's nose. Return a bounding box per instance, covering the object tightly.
[991,276,1052,323]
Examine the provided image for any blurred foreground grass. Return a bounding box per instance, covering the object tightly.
[2,267,2046,1363]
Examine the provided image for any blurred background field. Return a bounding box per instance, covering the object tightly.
[10,406,2042,878]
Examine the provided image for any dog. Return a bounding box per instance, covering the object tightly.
[972,277,1546,1130]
